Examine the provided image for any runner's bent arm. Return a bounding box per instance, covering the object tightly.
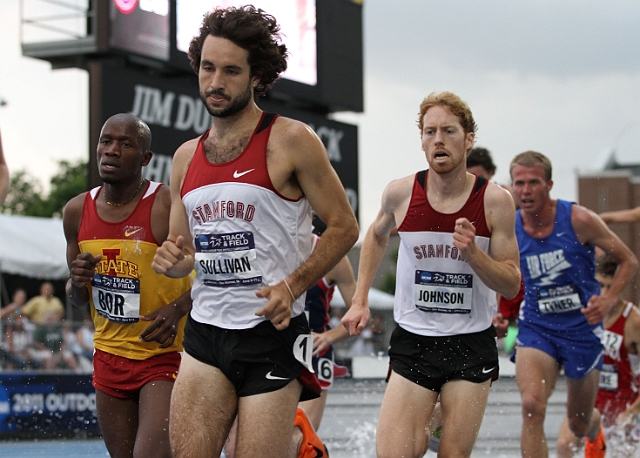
[573,206,638,323]
[454,182,521,299]
[280,121,359,297]
[312,255,356,354]
[256,121,359,330]
[342,177,409,335]
[600,206,640,224]
[63,193,101,307]
[152,141,197,278]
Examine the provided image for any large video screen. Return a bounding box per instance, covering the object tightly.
[176,0,317,86]
[110,0,171,61]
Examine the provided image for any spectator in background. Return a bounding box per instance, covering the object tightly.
[62,319,93,372]
[74,314,95,363]
[21,282,65,324]
[2,314,37,370]
[0,128,9,206]
[1,288,27,318]
[30,315,78,371]
[1,288,27,337]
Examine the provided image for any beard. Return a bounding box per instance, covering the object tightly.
[200,81,253,118]
[428,154,465,175]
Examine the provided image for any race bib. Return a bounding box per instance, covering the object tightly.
[194,231,262,287]
[602,329,623,362]
[293,334,314,372]
[414,270,473,314]
[537,284,582,314]
[91,273,140,323]
[317,357,334,385]
[599,363,618,391]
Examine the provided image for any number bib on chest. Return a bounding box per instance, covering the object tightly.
[599,363,618,391]
[92,274,140,323]
[537,284,582,314]
[194,231,262,287]
[414,270,473,314]
[602,329,623,362]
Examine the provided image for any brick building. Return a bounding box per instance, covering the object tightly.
[578,155,640,304]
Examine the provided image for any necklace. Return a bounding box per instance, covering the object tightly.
[104,179,145,207]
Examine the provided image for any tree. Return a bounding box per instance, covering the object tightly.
[1,159,88,217]
[47,160,89,217]
[2,170,47,216]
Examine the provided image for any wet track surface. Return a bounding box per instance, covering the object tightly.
[0,374,570,458]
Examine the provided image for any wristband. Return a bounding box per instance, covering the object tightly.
[283,278,296,302]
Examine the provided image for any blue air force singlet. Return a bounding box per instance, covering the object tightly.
[516,199,600,334]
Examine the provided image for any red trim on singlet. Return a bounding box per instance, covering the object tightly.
[397,170,490,237]
[78,180,161,245]
[181,112,302,202]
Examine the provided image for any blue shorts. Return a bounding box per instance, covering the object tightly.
[516,319,603,378]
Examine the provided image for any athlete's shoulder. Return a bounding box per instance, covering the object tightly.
[174,136,202,162]
[485,180,516,209]
[63,192,88,224]
[62,192,89,240]
[151,182,171,208]
[570,201,601,231]
[271,115,319,144]
[381,174,415,212]
[385,173,415,196]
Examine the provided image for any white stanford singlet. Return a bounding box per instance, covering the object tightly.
[395,170,496,336]
[181,112,313,329]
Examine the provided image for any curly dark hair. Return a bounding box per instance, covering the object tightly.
[188,5,288,98]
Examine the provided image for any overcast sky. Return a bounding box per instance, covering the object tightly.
[2,0,640,233]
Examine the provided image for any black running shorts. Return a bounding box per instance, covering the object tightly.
[183,313,321,400]
[388,324,499,392]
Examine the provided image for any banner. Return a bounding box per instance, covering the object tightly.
[0,373,98,437]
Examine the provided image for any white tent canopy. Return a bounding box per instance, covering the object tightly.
[0,214,68,280]
[331,287,394,310]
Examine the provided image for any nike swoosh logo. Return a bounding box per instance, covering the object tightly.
[556,232,566,237]
[124,228,143,237]
[265,370,289,381]
[481,366,496,374]
[233,168,255,179]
